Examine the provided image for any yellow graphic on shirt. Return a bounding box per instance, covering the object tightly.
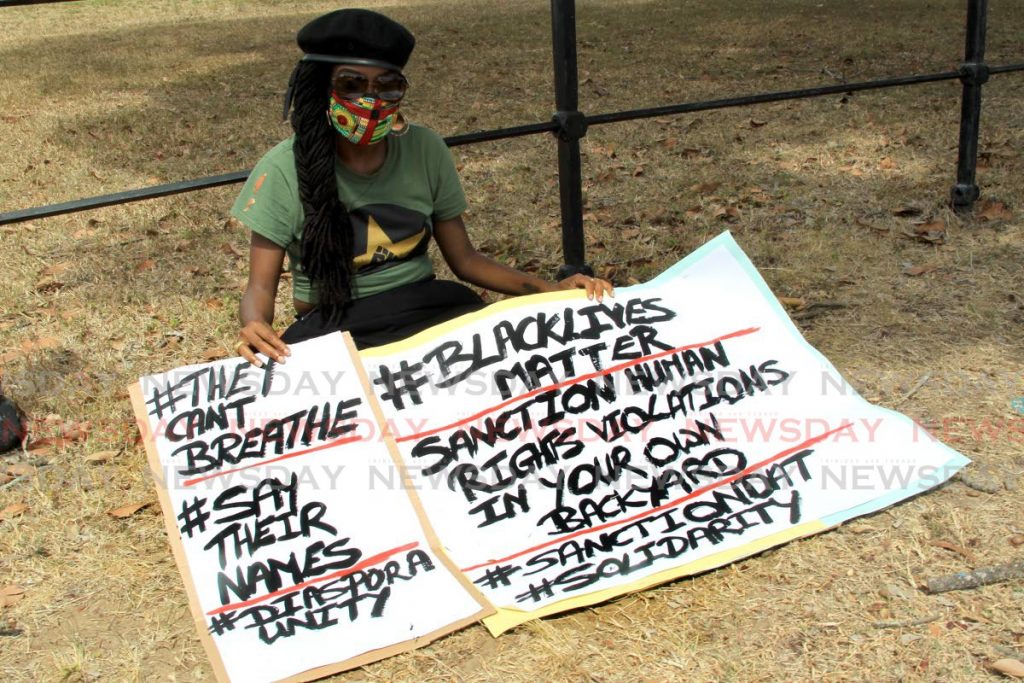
[353,214,426,268]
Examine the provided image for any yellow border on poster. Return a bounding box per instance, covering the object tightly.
[360,289,584,357]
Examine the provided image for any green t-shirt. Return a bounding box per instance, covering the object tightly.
[230,124,467,303]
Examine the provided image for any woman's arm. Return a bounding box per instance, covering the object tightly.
[433,215,613,300]
[237,232,291,366]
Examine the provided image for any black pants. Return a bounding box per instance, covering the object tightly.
[281,278,485,349]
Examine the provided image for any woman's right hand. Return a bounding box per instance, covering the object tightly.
[235,321,290,367]
[237,232,289,367]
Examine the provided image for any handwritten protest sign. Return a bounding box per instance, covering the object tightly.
[360,232,969,634]
[130,333,490,683]
[132,232,970,676]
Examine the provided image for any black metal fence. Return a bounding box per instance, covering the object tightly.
[1,0,1022,277]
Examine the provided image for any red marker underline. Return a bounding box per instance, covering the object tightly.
[183,434,363,487]
[207,541,419,616]
[394,326,761,443]
[460,423,852,573]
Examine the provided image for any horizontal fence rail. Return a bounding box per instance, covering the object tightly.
[1,0,1021,277]
[0,0,80,6]
[2,63,1022,228]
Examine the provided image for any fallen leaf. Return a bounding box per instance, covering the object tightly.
[220,243,244,257]
[712,205,741,221]
[0,503,28,520]
[5,463,34,477]
[28,437,72,451]
[914,220,945,233]
[910,220,946,243]
[893,204,924,217]
[204,298,224,310]
[33,278,64,293]
[658,137,678,149]
[632,166,645,177]
[903,263,938,277]
[977,199,1012,221]
[778,296,807,309]
[61,422,90,441]
[927,621,945,638]
[39,262,71,278]
[991,658,1024,678]
[679,147,701,158]
[855,217,889,233]
[202,347,228,361]
[106,501,154,519]
[1010,534,1024,547]
[878,156,898,170]
[135,259,156,272]
[89,168,105,181]
[84,450,118,464]
[20,336,58,353]
[174,240,194,252]
[905,220,946,244]
[691,181,721,195]
[929,539,978,565]
[749,118,767,128]
[0,584,25,607]
[684,205,702,218]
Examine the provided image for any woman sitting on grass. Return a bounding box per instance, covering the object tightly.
[231,8,611,366]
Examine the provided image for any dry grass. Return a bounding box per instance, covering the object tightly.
[1,0,1023,681]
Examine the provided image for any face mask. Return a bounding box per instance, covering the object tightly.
[327,94,400,145]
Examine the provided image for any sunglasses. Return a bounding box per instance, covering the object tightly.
[331,71,409,102]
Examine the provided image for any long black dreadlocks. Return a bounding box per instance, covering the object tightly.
[290,61,354,315]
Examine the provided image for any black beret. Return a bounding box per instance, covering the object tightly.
[297,9,415,72]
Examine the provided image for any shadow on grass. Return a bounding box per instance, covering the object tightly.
[1,0,1021,360]
[0,0,982,181]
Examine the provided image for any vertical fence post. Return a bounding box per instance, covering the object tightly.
[550,0,593,278]
[951,0,989,211]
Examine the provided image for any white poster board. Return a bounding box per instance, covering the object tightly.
[131,333,490,683]
[358,232,969,633]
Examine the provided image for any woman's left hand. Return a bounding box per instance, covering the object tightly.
[556,273,615,302]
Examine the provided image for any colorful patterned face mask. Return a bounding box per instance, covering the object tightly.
[327,94,400,145]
